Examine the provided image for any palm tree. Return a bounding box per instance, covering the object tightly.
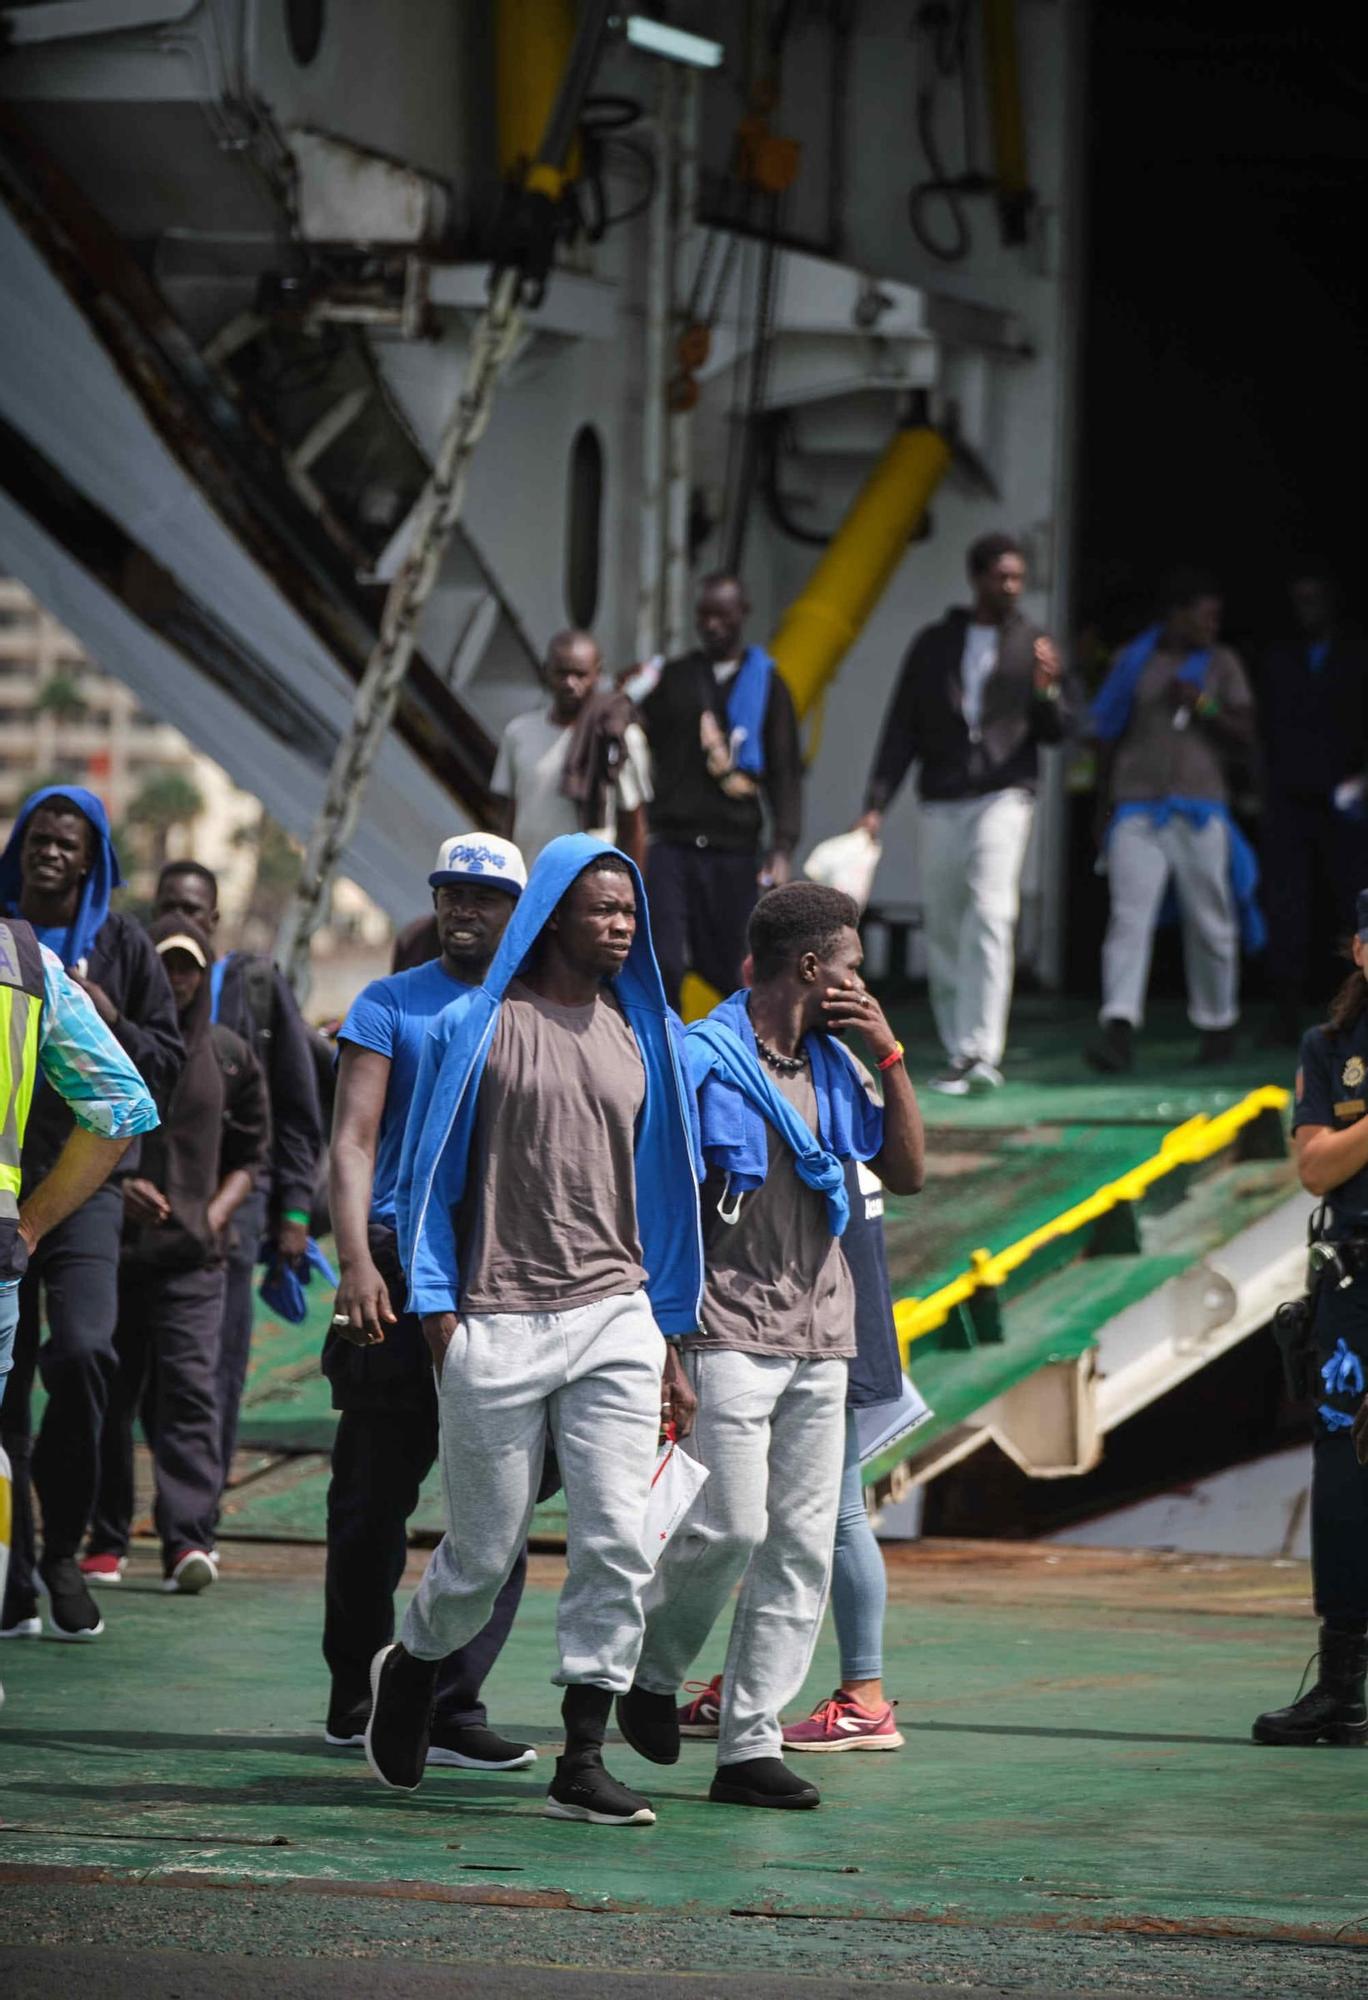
[126,770,205,874]
[32,672,88,725]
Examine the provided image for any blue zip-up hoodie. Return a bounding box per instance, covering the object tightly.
[397,833,704,1330]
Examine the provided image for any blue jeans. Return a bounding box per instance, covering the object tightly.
[0,1279,19,1412]
[831,1408,887,1682]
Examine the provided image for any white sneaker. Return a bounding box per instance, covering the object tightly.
[928,1058,974,1096]
[965,1060,1004,1091]
[0,1612,42,1639]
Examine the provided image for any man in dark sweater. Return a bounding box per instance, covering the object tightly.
[0,787,184,1641]
[857,533,1071,1094]
[630,574,803,1010]
[153,862,323,1517]
[1258,569,1368,1043]
[86,917,270,1593]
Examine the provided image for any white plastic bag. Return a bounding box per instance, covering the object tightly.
[802,828,882,912]
[644,1434,708,1565]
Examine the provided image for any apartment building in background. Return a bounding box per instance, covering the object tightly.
[0,578,389,1008]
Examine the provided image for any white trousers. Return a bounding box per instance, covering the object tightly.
[635,1348,847,1764]
[402,1291,663,1693]
[919,788,1035,1066]
[1101,813,1239,1031]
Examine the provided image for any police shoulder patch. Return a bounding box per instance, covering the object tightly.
[1344,1054,1366,1090]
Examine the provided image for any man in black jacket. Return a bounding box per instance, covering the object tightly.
[630,574,803,1010]
[1258,568,1368,1043]
[153,862,323,1518]
[0,788,184,1641]
[86,918,270,1593]
[857,534,1072,1094]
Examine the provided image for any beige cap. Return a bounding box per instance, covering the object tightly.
[155,931,209,969]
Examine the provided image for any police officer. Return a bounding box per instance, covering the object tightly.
[1253,889,1368,1746]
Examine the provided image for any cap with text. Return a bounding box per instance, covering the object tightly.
[429,834,527,896]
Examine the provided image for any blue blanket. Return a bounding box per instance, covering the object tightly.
[1090,625,1210,743]
[687,989,883,1236]
[723,646,775,777]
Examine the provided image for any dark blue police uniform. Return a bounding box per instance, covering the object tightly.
[1293,1016,1368,1628]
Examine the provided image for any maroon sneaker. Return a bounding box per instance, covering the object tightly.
[677,1674,723,1738]
[782,1689,905,1752]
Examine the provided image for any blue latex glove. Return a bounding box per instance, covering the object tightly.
[258,1236,339,1325]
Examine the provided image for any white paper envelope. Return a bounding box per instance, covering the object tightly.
[644,1437,709,1565]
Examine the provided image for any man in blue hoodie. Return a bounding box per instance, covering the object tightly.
[0,788,183,1643]
[367,835,703,1828]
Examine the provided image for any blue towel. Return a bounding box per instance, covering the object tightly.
[723,646,776,777]
[0,783,122,969]
[1109,798,1267,956]
[1090,625,1210,743]
[258,1237,338,1325]
[687,989,883,1235]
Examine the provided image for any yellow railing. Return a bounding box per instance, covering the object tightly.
[893,1085,1291,1362]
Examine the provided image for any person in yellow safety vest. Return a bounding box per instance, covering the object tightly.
[0,912,160,1702]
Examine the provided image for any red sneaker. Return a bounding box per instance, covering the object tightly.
[78,1554,126,1587]
[677,1674,723,1738]
[782,1689,905,1753]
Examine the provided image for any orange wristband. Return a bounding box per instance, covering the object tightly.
[877,1041,905,1072]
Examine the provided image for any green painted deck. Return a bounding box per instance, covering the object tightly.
[3,1539,1366,1996]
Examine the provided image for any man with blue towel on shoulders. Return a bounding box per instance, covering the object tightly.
[1087,569,1260,1073]
[616,882,924,1812]
[365,834,703,1829]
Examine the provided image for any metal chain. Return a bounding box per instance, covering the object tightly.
[278,265,524,995]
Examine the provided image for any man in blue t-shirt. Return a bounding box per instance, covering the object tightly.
[322,833,530,1764]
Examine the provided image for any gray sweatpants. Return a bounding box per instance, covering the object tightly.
[1101,811,1238,1030]
[636,1347,847,1763]
[402,1290,664,1693]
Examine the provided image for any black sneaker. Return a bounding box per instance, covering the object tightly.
[1085,1018,1134,1075]
[427,1721,537,1770]
[324,1687,370,1747]
[544,1753,655,1825]
[364,1643,438,1792]
[1197,1026,1237,1066]
[0,1589,42,1640]
[38,1556,104,1641]
[615,1683,680,1765]
[710,1756,820,1809]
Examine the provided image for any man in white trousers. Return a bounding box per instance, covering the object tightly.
[616,884,925,1810]
[856,534,1073,1094]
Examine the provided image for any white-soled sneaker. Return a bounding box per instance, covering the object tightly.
[163,1549,217,1595]
[928,1058,974,1096]
[965,1059,1004,1091]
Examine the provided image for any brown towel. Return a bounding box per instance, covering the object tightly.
[559,688,637,832]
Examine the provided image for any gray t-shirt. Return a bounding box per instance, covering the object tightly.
[1109,643,1253,807]
[459,979,647,1314]
[685,1059,878,1359]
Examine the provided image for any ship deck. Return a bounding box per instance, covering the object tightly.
[3,1536,1365,1999]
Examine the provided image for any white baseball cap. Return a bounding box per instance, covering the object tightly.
[429,833,527,896]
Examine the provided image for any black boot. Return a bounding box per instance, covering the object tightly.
[545,1686,656,1825]
[1252,1627,1368,1746]
[1197,1025,1237,1066]
[1085,1018,1133,1075]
